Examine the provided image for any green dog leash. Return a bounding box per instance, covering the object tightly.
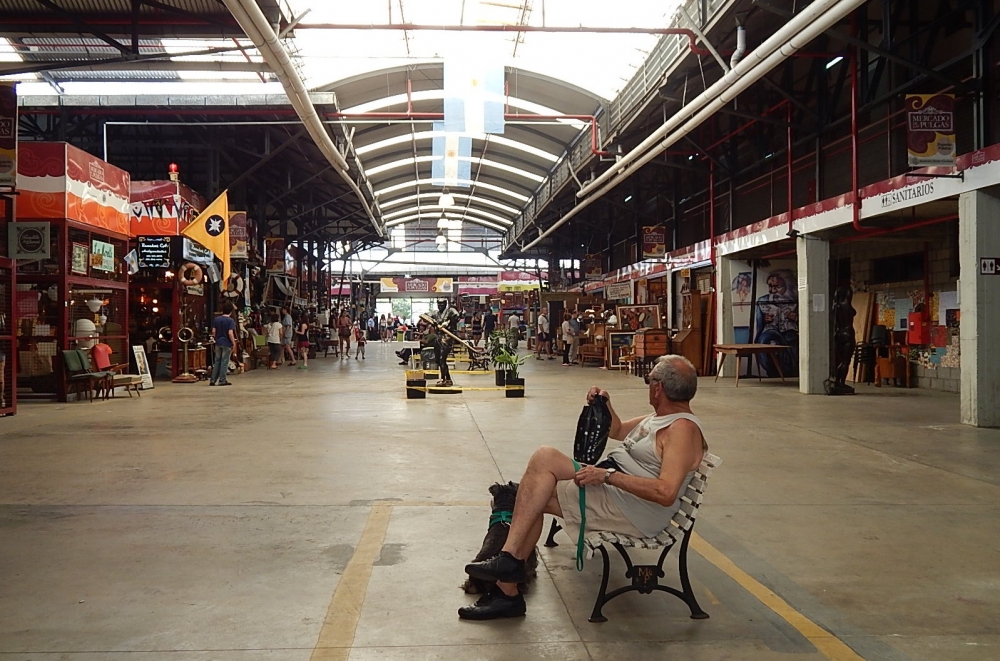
[572,459,586,571]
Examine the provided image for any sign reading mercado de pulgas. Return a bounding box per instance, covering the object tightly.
[379,277,454,294]
[905,94,956,167]
[641,225,667,259]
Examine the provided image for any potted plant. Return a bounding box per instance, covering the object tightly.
[486,330,508,386]
[495,347,526,398]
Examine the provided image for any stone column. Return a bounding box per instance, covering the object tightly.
[796,236,830,394]
[715,256,736,377]
[959,186,1000,427]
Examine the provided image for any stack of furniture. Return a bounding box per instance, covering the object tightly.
[634,328,669,377]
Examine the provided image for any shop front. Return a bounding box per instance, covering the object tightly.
[129,180,210,380]
[13,143,130,402]
[1,194,15,414]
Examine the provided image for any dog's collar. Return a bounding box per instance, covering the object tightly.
[489,510,513,526]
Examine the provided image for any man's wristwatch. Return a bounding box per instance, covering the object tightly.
[603,468,617,484]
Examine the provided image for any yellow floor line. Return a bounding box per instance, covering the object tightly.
[310,504,393,661]
[691,533,866,661]
[388,500,490,507]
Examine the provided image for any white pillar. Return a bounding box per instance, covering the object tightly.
[959,187,1000,427]
[797,236,830,394]
[715,256,736,377]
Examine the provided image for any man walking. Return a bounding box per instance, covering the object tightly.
[483,308,497,339]
[210,301,237,386]
[535,310,552,360]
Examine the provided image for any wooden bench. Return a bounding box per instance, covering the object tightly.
[545,451,722,622]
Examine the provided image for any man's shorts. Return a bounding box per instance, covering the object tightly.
[537,331,549,342]
[555,480,644,541]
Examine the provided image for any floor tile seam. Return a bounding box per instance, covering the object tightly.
[781,425,1000,490]
[532,553,592,659]
[704,502,998,507]
[461,396,506,484]
[0,502,493,508]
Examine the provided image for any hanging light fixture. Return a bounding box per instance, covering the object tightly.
[436,228,448,251]
[438,187,455,208]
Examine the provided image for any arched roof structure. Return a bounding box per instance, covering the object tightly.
[319,62,604,248]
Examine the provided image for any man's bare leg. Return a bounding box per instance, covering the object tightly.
[501,446,576,559]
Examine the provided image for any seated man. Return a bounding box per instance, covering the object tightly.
[459,354,708,620]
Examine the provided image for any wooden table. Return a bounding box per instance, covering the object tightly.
[714,344,789,387]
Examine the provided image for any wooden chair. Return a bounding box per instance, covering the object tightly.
[546,452,722,622]
[61,350,99,402]
[89,345,142,399]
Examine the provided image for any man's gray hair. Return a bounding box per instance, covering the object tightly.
[649,354,698,402]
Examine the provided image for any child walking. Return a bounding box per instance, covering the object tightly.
[354,322,367,359]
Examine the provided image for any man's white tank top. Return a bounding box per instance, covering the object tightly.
[604,412,707,538]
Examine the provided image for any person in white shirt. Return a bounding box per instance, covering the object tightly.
[265,312,284,369]
[560,312,574,366]
[508,312,520,331]
[535,311,553,359]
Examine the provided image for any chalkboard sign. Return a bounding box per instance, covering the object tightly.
[132,345,154,390]
[137,236,172,268]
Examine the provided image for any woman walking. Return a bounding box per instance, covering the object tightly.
[561,312,574,366]
[295,313,311,369]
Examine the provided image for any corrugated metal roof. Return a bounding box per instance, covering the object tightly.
[0,0,229,14]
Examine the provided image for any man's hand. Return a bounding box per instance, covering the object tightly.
[586,386,609,404]
[574,464,608,486]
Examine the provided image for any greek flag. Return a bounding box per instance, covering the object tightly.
[431,121,472,188]
[443,60,505,135]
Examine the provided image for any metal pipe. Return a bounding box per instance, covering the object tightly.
[730,24,747,68]
[574,0,861,200]
[787,102,794,234]
[519,0,867,253]
[849,45,866,233]
[709,161,716,266]
[222,0,383,237]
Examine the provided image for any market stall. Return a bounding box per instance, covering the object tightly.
[128,179,210,379]
[13,143,130,401]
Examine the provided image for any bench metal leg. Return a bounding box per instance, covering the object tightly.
[544,519,562,547]
[588,529,708,622]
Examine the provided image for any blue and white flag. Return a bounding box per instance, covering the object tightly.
[431,121,472,188]
[443,60,505,135]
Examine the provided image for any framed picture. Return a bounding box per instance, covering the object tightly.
[617,304,661,331]
[70,243,90,275]
[607,331,635,369]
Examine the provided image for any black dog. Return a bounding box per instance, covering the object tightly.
[461,481,538,594]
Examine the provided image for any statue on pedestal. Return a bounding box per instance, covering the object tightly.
[826,286,856,395]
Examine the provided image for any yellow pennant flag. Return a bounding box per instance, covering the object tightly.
[181,190,230,284]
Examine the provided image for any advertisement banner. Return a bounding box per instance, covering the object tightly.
[229,211,248,259]
[8,221,50,259]
[457,275,498,295]
[0,82,16,188]
[90,239,115,272]
[265,237,286,272]
[379,277,454,294]
[641,226,667,259]
[906,94,956,166]
[605,281,634,301]
[583,254,603,280]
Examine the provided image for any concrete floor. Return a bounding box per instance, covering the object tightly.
[2,341,999,661]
